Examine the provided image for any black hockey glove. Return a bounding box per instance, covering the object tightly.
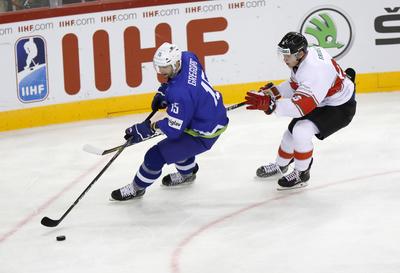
[151,83,168,111]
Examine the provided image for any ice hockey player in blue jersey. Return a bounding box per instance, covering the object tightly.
[111,42,229,201]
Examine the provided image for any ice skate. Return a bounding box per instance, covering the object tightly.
[110,183,145,201]
[162,164,199,187]
[256,159,293,178]
[277,159,313,190]
[345,68,356,83]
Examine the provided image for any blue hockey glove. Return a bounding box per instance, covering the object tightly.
[124,120,155,144]
[158,83,168,93]
[151,83,168,111]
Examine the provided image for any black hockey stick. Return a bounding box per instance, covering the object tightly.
[40,110,157,227]
[83,83,274,156]
[226,101,246,111]
[225,82,274,111]
[83,101,248,156]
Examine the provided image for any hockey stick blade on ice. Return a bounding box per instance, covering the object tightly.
[41,139,130,227]
[41,216,60,227]
[40,110,158,227]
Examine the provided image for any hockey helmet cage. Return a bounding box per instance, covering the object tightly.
[153,42,182,73]
[277,32,308,56]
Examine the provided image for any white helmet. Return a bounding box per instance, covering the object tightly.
[153,42,182,74]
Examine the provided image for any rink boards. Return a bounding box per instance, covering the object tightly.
[0,0,399,131]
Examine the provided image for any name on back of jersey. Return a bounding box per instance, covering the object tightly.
[187,58,198,87]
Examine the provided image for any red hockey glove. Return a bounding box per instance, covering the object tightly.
[245,91,276,114]
[259,82,274,93]
[259,82,281,100]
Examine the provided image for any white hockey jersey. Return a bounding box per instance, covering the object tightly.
[275,46,354,118]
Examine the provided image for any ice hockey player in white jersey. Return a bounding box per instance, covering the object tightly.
[244,32,357,190]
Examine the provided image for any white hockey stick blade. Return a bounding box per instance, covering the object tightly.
[83,144,105,155]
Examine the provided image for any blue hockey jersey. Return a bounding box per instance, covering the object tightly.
[156,51,228,139]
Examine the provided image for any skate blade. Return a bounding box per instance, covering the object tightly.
[277,181,308,191]
[109,195,144,201]
[161,181,195,188]
[254,174,282,181]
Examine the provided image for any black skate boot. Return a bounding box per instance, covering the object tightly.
[162,164,199,187]
[345,68,356,83]
[277,159,313,190]
[110,183,145,201]
[345,68,356,93]
[256,159,293,178]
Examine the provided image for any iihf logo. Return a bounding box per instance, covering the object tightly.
[15,36,49,103]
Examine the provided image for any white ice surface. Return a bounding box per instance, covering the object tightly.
[1,92,400,273]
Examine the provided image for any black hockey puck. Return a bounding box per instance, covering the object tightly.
[56,235,66,241]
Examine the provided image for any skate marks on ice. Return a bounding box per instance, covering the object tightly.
[170,169,400,273]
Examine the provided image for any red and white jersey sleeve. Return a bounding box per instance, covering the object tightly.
[275,47,355,118]
[276,80,295,98]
